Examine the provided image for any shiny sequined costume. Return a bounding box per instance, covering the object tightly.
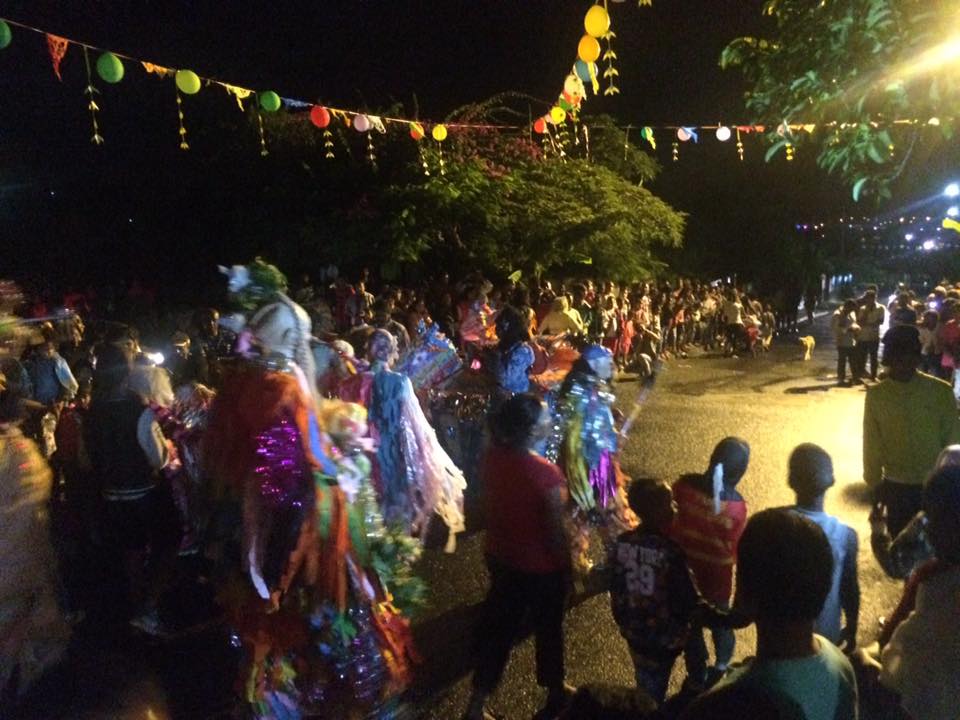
[369,359,466,551]
[205,264,419,719]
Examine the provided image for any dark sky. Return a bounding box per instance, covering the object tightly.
[2,0,939,293]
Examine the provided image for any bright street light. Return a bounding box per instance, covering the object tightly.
[923,239,937,251]
[945,182,960,197]
[949,206,959,217]
[905,233,915,241]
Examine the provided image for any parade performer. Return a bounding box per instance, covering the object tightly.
[204,261,418,719]
[548,344,632,569]
[491,305,536,396]
[367,329,466,551]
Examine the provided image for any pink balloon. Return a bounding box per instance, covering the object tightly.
[353,114,370,132]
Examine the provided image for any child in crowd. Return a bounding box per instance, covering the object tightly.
[693,509,858,720]
[786,444,859,649]
[608,479,729,704]
[671,437,750,688]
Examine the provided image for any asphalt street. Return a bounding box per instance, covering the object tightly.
[413,316,901,719]
[10,314,903,720]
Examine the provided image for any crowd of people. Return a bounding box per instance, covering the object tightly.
[0,264,956,720]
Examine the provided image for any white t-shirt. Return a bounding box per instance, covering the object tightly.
[858,305,885,342]
[722,299,743,325]
[881,564,960,720]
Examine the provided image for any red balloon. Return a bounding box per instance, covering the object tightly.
[310,106,331,129]
[533,117,547,134]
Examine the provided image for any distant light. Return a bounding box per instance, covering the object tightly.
[945,182,960,197]
[949,206,959,217]
[49,191,55,197]
[716,126,732,142]
[929,117,942,126]
[144,351,164,365]
[905,233,915,240]
[128,218,134,223]
[923,239,937,251]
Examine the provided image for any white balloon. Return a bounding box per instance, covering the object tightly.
[677,128,691,142]
[716,126,732,142]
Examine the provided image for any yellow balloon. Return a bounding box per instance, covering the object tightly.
[550,106,567,124]
[578,35,601,63]
[432,124,448,142]
[584,5,610,38]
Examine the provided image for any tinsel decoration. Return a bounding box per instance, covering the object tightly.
[672,141,679,162]
[601,32,619,96]
[175,88,189,150]
[623,126,631,160]
[785,141,795,161]
[46,33,69,81]
[418,144,430,176]
[583,124,591,161]
[555,123,569,159]
[736,127,744,161]
[323,129,335,159]
[437,140,445,176]
[366,132,377,167]
[81,47,104,145]
[889,143,895,159]
[257,108,269,156]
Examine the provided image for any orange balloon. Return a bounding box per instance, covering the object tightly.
[578,35,601,63]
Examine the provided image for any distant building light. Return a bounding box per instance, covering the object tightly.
[905,233,915,240]
[923,239,937,251]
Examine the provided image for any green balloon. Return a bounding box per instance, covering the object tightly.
[96,52,124,84]
[0,21,11,50]
[175,69,201,95]
[259,90,281,113]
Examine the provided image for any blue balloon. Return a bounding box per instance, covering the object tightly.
[575,59,597,83]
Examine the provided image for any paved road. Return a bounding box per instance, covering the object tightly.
[413,315,900,719]
[12,314,902,719]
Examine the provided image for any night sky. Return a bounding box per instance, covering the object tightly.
[0,1,953,296]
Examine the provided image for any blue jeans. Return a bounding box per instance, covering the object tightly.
[684,601,734,684]
[629,647,678,704]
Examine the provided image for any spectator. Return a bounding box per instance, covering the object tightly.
[540,296,584,337]
[864,325,960,536]
[372,298,411,354]
[832,299,861,386]
[857,288,885,381]
[786,444,859,649]
[695,509,858,720]
[464,394,573,720]
[85,344,180,636]
[608,479,730,704]
[672,437,750,689]
[874,464,960,719]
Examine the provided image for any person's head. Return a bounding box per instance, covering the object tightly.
[92,343,132,400]
[373,298,393,325]
[864,288,877,307]
[787,443,835,505]
[572,284,587,305]
[736,509,833,624]
[603,295,616,310]
[897,291,913,309]
[552,296,570,313]
[707,437,750,488]
[679,680,805,720]
[627,479,676,532]
[489,393,549,451]
[495,305,531,350]
[171,331,191,361]
[924,464,960,564]
[367,328,399,366]
[582,344,614,380]
[842,298,858,314]
[936,444,960,469]
[881,324,922,380]
[105,323,139,361]
[193,308,220,338]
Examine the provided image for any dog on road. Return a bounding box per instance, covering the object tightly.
[799,335,816,361]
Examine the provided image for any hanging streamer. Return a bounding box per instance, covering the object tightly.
[672,141,679,162]
[175,87,189,150]
[641,126,655,150]
[736,128,744,161]
[45,33,68,80]
[257,109,268,156]
[601,30,619,96]
[221,83,252,111]
[81,47,104,144]
[323,129,335,159]
[366,132,377,167]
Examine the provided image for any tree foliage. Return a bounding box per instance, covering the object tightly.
[721,0,956,202]
[282,101,686,281]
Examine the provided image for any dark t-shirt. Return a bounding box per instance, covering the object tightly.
[609,528,700,656]
[483,444,570,574]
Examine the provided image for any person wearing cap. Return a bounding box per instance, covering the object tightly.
[786,444,859,650]
[864,325,960,536]
[671,437,750,687]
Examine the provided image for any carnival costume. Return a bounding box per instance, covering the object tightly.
[367,329,466,552]
[204,261,418,719]
[548,344,632,568]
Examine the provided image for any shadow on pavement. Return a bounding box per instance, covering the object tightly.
[784,382,838,394]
